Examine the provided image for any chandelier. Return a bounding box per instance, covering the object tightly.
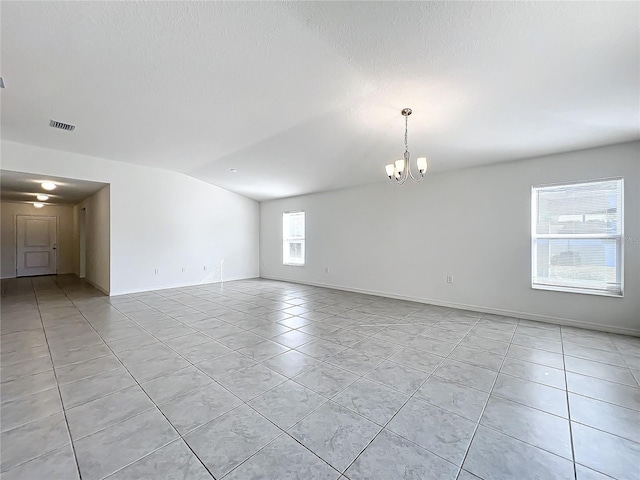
[385,108,428,184]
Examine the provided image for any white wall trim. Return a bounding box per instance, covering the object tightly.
[261,274,640,337]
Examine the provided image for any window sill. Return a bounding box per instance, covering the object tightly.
[532,284,623,298]
[283,263,305,267]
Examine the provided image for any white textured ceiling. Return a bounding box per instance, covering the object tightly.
[0,170,107,205]
[1,1,638,200]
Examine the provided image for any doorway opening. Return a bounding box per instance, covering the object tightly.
[1,170,110,293]
[79,207,86,279]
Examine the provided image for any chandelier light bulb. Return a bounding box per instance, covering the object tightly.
[417,157,428,174]
[385,164,394,178]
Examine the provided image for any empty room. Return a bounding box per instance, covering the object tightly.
[1,2,639,480]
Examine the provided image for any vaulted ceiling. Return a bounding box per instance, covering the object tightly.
[2,2,638,200]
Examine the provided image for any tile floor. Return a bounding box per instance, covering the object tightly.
[1,275,639,480]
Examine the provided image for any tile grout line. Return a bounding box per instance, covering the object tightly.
[120,286,430,400]
[5,277,637,479]
[218,324,439,477]
[112,291,456,477]
[115,292,390,478]
[454,314,519,480]
[65,289,327,413]
[566,329,640,479]
[609,332,640,388]
[30,278,84,480]
[101,295,579,478]
[339,313,486,478]
[215,313,449,479]
[466,321,597,472]
[79,283,352,478]
[128,287,365,479]
[559,324,579,480]
[4,307,570,410]
[52,278,219,480]
[77,285,605,473]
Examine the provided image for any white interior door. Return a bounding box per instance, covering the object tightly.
[16,215,58,277]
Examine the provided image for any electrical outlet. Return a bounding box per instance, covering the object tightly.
[446,275,453,284]
[154,268,159,275]
[181,267,185,273]
[325,267,330,273]
[203,266,207,271]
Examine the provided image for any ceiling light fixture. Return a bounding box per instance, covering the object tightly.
[41,181,57,191]
[34,202,45,208]
[36,194,49,201]
[385,108,428,184]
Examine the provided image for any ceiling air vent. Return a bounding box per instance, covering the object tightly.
[49,119,76,131]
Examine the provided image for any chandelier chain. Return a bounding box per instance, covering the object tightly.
[404,115,409,153]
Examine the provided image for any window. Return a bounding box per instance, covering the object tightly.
[532,178,623,296]
[283,211,305,266]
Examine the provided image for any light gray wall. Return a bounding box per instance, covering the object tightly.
[260,142,640,335]
[1,201,76,278]
[77,186,111,294]
[2,140,260,295]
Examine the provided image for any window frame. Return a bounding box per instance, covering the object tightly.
[283,210,306,267]
[530,177,624,298]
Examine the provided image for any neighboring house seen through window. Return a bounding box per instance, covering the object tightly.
[531,178,623,296]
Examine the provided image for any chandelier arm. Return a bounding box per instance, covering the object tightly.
[408,164,425,182]
[392,163,408,185]
[402,148,424,183]
[402,158,409,183]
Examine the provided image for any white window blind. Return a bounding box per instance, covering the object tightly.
[532,178,623,296]
[283,211,305,266]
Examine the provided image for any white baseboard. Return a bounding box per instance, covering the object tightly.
[83,278,110,296]
[109,276,260,297]
[260,275,640,337]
